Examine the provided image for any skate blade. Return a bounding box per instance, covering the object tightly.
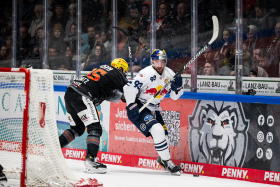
[170,171,181,176]
[84,167,107,174]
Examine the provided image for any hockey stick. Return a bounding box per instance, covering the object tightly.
[113,27,134,78]
[139,15,219,112]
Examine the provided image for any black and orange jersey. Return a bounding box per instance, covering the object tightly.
[69,64,128,105]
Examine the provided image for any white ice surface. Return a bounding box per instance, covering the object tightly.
[7,158,274,187]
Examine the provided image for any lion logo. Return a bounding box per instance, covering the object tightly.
[189,100,249,167]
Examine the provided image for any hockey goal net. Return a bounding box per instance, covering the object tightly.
[0,68,102,187]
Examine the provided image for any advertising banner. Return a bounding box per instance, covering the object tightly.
[54,73,280,95]
[188,100,280,172]
[109,99,280,173]
[52,70,90,86]
[182,74,280,96]
[109,101,154,156]
[182,75,236,94]
[196,76,236,93]
[108,99,197,160]
[243,77,280,96]
[52,70,76,86]
[61,148,280,185]
[54,91,68,122]
[53,89,110,152]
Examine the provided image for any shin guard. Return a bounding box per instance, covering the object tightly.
[149,123,171,161]
[59,129,78,148]
[86,131,101,158]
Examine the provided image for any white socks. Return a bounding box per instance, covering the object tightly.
[149,123,171,161]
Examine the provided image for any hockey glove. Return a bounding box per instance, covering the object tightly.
[126,103,141,121]
[171,75,183,92]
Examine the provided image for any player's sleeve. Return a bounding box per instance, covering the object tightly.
[123,74,146,106]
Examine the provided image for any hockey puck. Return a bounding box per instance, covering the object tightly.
[193,175,199,177]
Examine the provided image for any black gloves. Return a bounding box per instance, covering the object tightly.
[171,75,183,92]
[126,103,141,121]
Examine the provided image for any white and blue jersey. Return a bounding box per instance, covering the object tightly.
[123,65,183,111]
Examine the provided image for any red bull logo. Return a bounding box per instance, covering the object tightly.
[143,86,168,99]
[160,89,168,97]
[144,88,157,95]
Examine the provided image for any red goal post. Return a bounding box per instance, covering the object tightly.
[0,68,30,187]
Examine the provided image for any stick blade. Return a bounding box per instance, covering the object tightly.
[208,15,219,45]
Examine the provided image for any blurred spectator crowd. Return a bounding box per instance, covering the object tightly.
[0,0,280,78]
[182,0,280,78]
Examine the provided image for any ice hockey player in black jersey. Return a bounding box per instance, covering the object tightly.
[0,164,8,187]
[59,58,129,174]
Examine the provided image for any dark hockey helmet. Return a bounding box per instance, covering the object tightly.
[151,49,167,63]
[111,58,129,73]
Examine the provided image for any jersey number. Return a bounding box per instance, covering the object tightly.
[134,80,143,90]
[87,68,107,81]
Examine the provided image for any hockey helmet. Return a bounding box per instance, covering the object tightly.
[151,49,167,63]
[111,58,129,73]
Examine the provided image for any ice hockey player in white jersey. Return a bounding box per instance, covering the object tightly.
[123,49,183,175]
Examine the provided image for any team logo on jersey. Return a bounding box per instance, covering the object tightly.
[144,115,153,121]
[143,85,168,99]
[150,75,156,82]
[188,101,249,167]
[140,123,146,131]
[81,114,89,122]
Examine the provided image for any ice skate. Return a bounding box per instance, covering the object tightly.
[156,157,166,169]
[162,159,182,176]
[0,171,9,187]
[157,157,181,173]
[84,155,107,174]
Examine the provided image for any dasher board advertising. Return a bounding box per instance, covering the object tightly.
[182,75,280,96]
[109,99,280,173]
